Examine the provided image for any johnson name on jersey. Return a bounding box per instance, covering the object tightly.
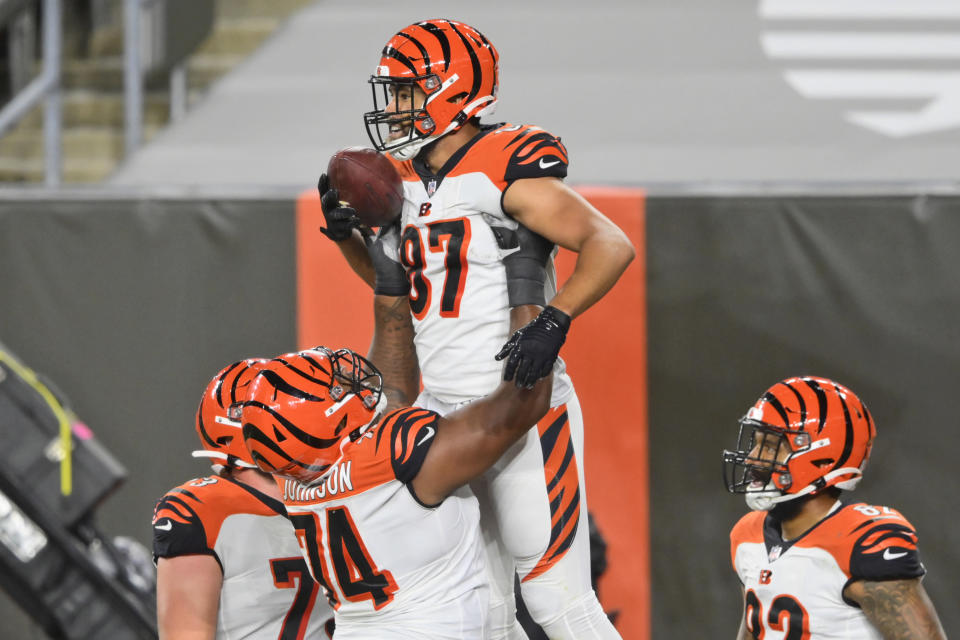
[730,501,925,640]
[281,407,489,639]
[389,123,574,405]
[153,475,331,639]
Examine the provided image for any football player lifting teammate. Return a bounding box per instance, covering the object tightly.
[239,346,554,639]
[317,18,633,640]
[723,376,947,640]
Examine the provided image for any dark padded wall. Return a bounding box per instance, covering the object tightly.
[0,198,296,636]
[647,195,960,638]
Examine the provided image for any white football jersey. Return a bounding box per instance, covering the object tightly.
[730,501,926,640]
[153,475,333,639]
[281,407,489,639]
[391,123,574,405]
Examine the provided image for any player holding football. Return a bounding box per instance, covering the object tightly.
[239,346,554,639]
[317,18,633,639]
[723,376,947,640]
[153,360,333,640]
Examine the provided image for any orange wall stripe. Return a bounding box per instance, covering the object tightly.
[295,185,648,640]
[555,186,647,640]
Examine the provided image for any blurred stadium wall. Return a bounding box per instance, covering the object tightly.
[3,190,959,639]
[2,0,960,638]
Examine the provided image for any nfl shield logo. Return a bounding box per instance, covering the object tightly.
[427,179,437,196]
[768,545,782,562]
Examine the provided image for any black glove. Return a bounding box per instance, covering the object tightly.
[495,305,571,388]
[317,173,361,242]
[367,220,408,296]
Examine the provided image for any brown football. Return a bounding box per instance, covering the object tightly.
[326,147,403,227]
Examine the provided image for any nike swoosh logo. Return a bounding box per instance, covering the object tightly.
[539,158,560,169]
[417,426,436,446]
[883,548,907,560]
[154,520,173,531]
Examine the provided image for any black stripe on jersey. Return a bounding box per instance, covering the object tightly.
[416,22,450,73]
[376,408,440,485]
[447,21,482,103]
[539,411,569,462]
[153,493,212,562]
[503,131,569,182]
[502,127,535,152]
[849,522,924,582]
[223,476,287,516]
[410,123,498,190]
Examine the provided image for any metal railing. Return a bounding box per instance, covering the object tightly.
[0,0,62,187]
[123,0,197,157]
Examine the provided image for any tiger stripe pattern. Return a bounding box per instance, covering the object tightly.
[523,405,581,583]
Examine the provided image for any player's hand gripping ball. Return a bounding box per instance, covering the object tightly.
[326,147,403,228]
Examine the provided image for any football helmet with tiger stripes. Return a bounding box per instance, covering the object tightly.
[192,359,266,471]
[240,347,386,485]
[364,18,499,161]
[723,376,876,511]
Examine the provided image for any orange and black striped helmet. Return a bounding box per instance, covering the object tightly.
[364,19,499,160]
[193,359,266,470]
[723,376,876,511]
[240,347,385,485]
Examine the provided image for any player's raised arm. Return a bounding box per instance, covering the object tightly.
[370,293,419,411]
[410,371,553,505]
[844,578,947,640]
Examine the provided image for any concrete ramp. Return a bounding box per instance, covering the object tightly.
[110,0,960,190]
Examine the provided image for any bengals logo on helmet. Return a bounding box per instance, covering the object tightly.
[240,347,385,485]
[723,376,876,509]
[364,19,500,160]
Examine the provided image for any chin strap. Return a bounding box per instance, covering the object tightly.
[746,466,864,511]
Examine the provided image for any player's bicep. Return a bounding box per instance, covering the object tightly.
[412,410,515,506]
[157,554,222,640]
[504,177,626,253]
[845,578,947,640]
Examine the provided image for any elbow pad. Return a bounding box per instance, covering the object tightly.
[494,223,554,307]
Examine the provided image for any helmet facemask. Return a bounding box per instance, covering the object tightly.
[723,376,875,512]
[240,347,386,486]
[364,75,445,161]
[723,419,810,511]
[364,19,500,161]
